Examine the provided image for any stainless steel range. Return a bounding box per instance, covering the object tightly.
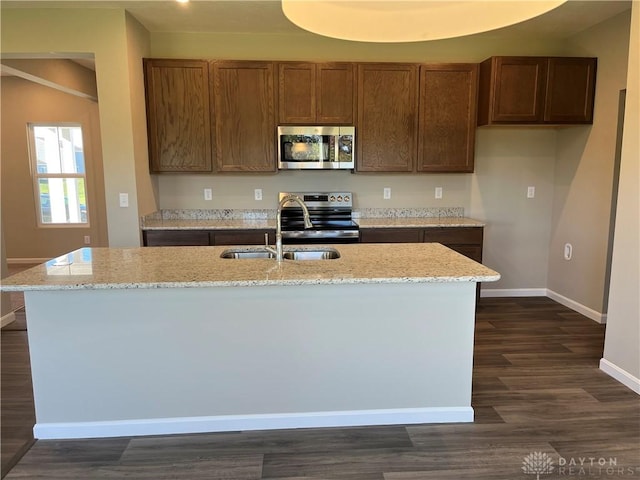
[279,192,360,243]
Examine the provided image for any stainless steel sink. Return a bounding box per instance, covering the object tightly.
[220,247,340,260]
[219,249,275,259]
[283,249,340,260]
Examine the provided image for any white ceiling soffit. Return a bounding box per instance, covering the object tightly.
[1,0,632,40]
[281,0,570,43]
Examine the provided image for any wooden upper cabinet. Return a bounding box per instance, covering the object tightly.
[317,64,356,124]
[544,57,596,123]
[144,59,212,172]
[213,61,277,172]
[356,63,419,172]
[478,56,596,125]
[418,64,478,173]
[278,62,355,124]
[478,56,547,125]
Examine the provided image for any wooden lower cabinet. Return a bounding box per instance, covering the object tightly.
[359,228,423,243]
[212,230,274,246]
[143,230,210,247]
[143,229,275,246]
[360,226,483,263]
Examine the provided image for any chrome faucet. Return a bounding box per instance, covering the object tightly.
[265,194,313,261]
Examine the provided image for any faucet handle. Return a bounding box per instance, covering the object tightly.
[264,232,270,247]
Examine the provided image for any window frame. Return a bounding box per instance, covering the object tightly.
[27,123,91,228]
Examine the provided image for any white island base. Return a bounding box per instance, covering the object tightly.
[26,281,477,439]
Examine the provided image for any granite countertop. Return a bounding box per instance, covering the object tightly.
[356,217,484,228]
[141,217,484,230]
[1,243,499,291]
[142,218,275,230]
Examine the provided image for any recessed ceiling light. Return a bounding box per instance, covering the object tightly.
[281,0,568,43]
[176,0,189,4]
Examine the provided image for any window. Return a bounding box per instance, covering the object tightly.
[28,124,89,226]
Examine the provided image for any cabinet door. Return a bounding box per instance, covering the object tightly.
[357,63,418,172]
[278,63,316,124]
[481,57,547,124]
[360,228,423,243]
[418,64,478,173]
[144,59,212,172]
[544,57,596,124]
[317,63,355,124]
[213,61,276,172]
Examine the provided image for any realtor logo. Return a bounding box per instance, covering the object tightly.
[523,452,555,479]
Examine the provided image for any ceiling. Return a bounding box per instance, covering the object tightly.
[1,0,632,41]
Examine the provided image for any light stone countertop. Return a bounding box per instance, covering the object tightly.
[1,243,499,291]
[356,217,484,228]
[142,218,275,230]
[140,217,483,230]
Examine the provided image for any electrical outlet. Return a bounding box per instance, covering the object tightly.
[527,186,536,198]
[119,193,129,208]
[204,188,213,201]
[254,188,263,201]
[564,243,573,261]
[83,235,91,245]
[435,187,443,199]
[383,187,391,200]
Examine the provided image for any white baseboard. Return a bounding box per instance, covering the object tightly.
[8,257,49,265]
[480,288,547,298]
[547,289,606,324]
[33,407,474,440]
[0,311,16,328]
[480,288,606,324]
[600,358,640,394]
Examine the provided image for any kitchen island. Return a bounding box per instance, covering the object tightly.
[1,243,499,440]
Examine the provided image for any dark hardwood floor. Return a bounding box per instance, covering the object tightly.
[2,297,638,479]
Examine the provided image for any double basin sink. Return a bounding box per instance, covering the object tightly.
[220,246,340,261]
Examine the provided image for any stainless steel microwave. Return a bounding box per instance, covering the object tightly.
[277,126,355,170]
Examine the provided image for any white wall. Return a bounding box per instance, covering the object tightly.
[601,2,640,392]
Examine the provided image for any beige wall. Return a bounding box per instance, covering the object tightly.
[0,76,108,259]
[470,128,557,291]
[126,12,157,222]
[1,58,98,99]
[547,11,631,314]
[602,2,640,385]
[1,8,152,248]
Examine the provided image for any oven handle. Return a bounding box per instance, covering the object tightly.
[281,230,360,239]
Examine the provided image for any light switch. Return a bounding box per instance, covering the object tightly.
[383,187,391,200]
[435,187,443,199]
[204,188,213,201]
[527,186,535,198]
[119,193,129,208]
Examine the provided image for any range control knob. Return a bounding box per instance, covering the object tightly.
[329,195,336,202]
[337,196,343,202]
[344,195,350,202]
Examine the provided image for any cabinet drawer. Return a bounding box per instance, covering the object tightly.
[360,228,423,243]
[212,230,275,246]
[144,230,210,246]
[423,227,483,245]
